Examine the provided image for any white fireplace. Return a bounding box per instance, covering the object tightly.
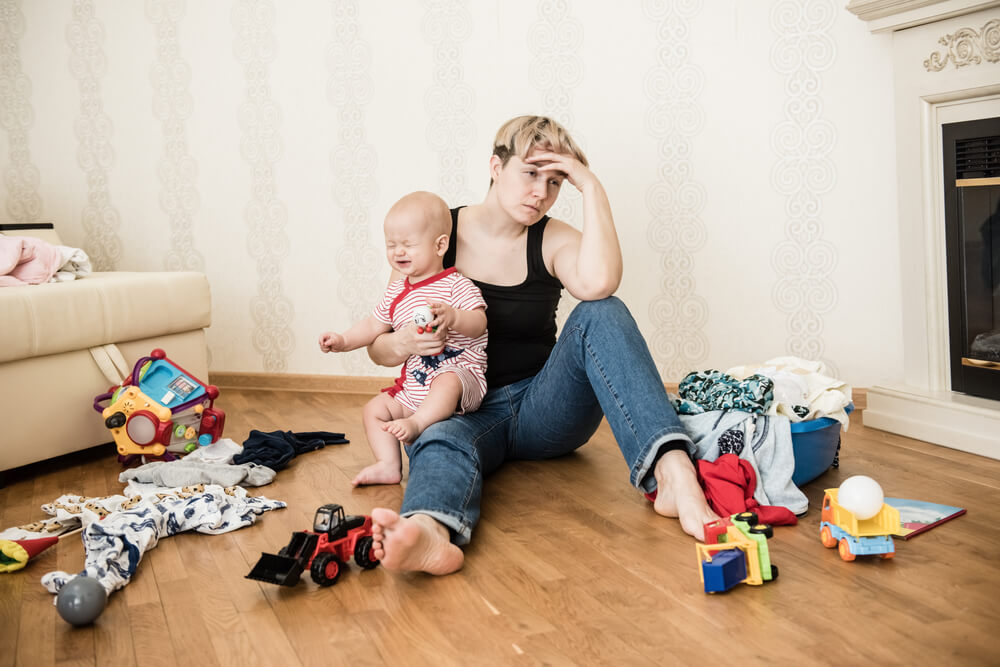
[847,0,1000,460]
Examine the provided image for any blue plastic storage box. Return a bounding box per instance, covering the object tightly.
[790,403,854,486]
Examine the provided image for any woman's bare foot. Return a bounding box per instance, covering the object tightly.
[370,508,464,575]
[382,417,424,445]
[351,460,402,487]
[652,448,719,541]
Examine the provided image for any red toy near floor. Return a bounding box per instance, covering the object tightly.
[246,504,380,587]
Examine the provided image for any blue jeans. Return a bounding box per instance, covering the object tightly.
[400,297,692,545]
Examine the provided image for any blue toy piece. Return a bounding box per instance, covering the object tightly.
[700,548,748,593]
[822,524,896,557]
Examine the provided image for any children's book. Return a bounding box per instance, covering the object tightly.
[883,497,966,539]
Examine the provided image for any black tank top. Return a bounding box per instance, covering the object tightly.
[444,206,563,388]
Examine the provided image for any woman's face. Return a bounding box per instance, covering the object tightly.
[492,146,565,225]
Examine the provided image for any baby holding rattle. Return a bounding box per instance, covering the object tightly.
[319,191,488,486]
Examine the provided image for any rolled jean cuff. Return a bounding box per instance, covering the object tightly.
[632,430,694,494]
[400,509,472,546]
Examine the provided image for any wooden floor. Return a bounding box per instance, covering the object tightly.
[2,388,999,666]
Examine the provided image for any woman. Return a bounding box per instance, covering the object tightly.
[367,116,718,575]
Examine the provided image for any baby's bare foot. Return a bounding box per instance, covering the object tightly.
[351,460,402,487]
[652,448,719,541]
[370,508,463,575]
[382,417,423,445]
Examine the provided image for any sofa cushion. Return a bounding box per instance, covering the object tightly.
[0,271,211,363]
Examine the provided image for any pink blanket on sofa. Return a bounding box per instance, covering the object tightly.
[0,236,64,286]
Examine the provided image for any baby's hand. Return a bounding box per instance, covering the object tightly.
[318,331,345,353]
[428,302,456,331]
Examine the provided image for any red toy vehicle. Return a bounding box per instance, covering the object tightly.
[246,504,379,587]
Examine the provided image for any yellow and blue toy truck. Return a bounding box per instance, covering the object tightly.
[820,488,900,561]
[696,512,778,593]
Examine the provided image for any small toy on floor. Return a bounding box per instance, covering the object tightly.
[820,475,900,561]
[246,504,379,587]
[0,536,58,573]
[93,348,225,464]
[696,512,778,593]
[56,576,107,626]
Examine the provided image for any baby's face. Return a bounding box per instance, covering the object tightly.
[384,210,446,281]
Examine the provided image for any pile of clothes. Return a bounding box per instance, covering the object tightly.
[672,356,853,427]
[671,356,854,517]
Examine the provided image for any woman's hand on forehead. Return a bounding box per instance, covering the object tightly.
[525,150,592,191]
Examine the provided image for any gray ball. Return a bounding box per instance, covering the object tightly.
[56,576,107,626]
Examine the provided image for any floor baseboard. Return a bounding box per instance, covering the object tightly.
[209,372,867,409]
[209,371,395,395]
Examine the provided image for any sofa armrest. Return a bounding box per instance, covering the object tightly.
[0,222,62,246]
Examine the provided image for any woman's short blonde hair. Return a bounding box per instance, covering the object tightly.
[491,116,588,172]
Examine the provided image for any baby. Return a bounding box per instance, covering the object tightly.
[319,191,488,486]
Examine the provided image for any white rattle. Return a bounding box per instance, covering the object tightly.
[413,305,436,333]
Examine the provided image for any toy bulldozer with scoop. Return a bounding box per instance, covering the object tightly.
[246,504,379,587]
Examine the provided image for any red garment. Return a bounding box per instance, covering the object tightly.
[697,454,797,525]
[644,454,797,526]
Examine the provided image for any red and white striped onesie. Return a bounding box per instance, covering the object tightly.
[374,268,488,414]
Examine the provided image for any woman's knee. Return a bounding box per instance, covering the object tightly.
[408,418,477,457]
[566,296,634,331]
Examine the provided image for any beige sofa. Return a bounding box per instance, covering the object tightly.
[0,223,211,472]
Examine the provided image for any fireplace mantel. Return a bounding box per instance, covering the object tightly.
[852,3,1000,460]
[847,0,1000,32]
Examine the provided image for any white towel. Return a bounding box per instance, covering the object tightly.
[727,355,853,428]
[50,244,92,281]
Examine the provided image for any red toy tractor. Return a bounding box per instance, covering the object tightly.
[246,504,379,587]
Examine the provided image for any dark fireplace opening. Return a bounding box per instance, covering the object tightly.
[943,116,1000,401]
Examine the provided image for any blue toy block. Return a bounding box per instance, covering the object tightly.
[701,549,747,593]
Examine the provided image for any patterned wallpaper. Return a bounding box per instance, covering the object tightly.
[423,0,476,206]
[328,0,381,375]
[0,0,42,223]
[769,0,839,375]
[68,0,122,271]
[0,0,904,386]
[643,0,709,380]
[148,0,205,273]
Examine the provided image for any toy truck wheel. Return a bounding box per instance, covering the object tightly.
[310,553,343,586]
[733,512,757,524]
[838,539,856,562]
[354,536,379,570]
[770,565,779,580]
[880,552,895,559]
[748,524,773,539]
[820,526,837,548]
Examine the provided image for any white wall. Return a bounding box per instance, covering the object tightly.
[0,0,902,386]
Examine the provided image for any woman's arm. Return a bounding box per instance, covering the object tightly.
[529,152,623,300]
[368,319,450,366]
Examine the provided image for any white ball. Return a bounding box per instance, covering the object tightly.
[837,475,884,520]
